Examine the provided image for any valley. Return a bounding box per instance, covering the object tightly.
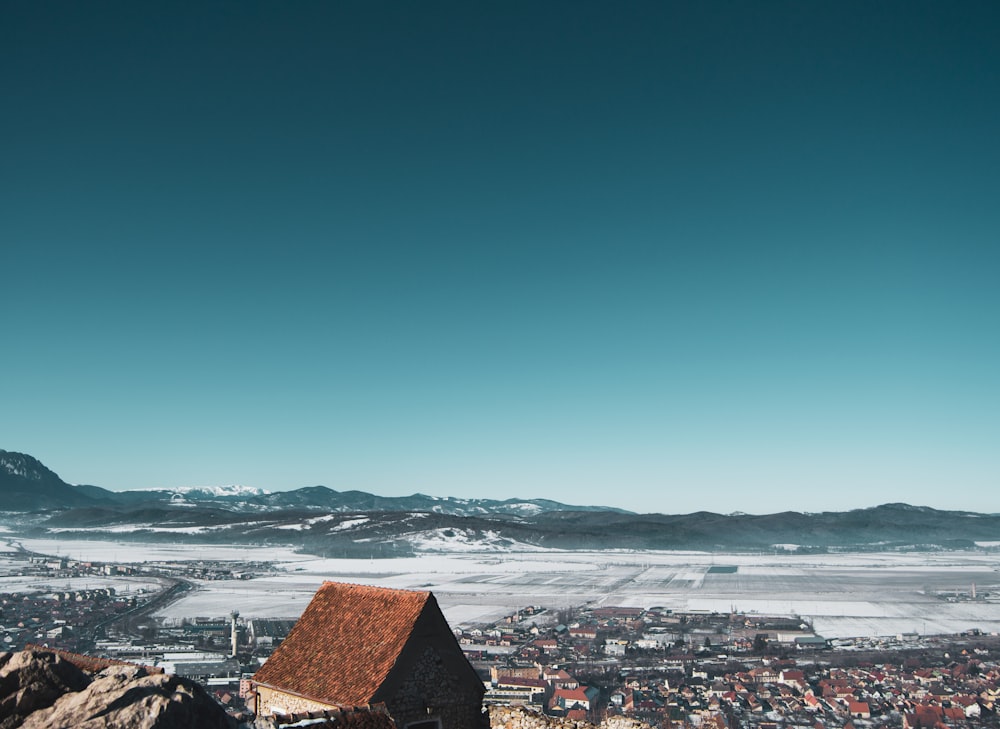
[6,537,1000,639]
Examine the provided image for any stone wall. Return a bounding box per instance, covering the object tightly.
[256,684,339,717]
[387,646,487,729]
[489,705,650,729]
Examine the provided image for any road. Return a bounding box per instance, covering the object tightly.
[91,576,194,643]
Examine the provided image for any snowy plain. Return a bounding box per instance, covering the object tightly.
[7,538,1000,638]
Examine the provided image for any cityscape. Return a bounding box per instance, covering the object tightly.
[3,518,1000,728]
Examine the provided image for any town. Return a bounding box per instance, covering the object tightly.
[3,544,1000,728]
[463,604,1000,729]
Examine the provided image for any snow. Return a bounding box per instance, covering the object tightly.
[133,485,269,497]
[48,525,214,534]
[6,538,1000,637]
[330,517,369,530]
[0,573,166,595]
[503,503,544,515]
[13,538,306,563]
[401,528,538,553]
[148,549,1000,636]
[46,520,284,535]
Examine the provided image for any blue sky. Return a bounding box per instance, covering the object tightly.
[2,2,998,514]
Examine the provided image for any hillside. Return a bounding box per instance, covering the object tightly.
[3,449,999,555]
[0,450,102,510]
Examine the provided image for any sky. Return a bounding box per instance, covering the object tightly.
[2,1,999,515]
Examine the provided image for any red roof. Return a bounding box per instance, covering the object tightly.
[554,687,589,704]
[253,582,431,706]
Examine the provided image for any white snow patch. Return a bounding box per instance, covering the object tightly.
[146,485,269,497]
[48,525,213,534]
[331,517,370,531]
[503,503,544,515]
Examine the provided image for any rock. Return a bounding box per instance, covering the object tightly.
[0,650,91,729]
[488,706,651,729]
[0,651,233,729]
[20,664,233,729]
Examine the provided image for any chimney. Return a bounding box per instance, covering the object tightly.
[230,610,240,658]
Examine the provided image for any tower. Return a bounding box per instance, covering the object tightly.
[230,610,240,658]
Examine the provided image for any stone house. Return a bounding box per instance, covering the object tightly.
[253,582,485,729]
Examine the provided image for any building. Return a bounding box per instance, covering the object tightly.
[252,582,485,729]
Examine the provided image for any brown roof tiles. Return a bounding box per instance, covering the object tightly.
[253,581,431,706]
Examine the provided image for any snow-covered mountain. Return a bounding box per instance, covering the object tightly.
[161,485,269,498]
[0,449,624,516]
[4,449,1000,556]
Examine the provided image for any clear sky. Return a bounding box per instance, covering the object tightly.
[2,2,998,515]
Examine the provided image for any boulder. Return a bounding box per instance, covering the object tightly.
[0,650,91,728]
[0,651,232,729]
[20,664,232,729]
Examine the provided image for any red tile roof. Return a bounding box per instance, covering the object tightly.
[848,701,870,715]
[253,582,431,706]
[553,687,590,705]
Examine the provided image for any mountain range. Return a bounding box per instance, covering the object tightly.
[3,448,999,556]
[0,449,623,517]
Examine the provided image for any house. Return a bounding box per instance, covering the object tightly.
[604,639,628,656]
[541,668,578,690]
[778,669,806,690]
[532,639,558,654]
[253,582,485,729]
[490,665,539,682]
[488,676,549,707]
[548,686,598,714]
[848,701,871,718]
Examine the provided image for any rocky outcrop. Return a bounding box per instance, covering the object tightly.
[0,650,232,729]
[0,649,90,728]
[489,705,650,729]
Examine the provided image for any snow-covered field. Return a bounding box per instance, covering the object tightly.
[0,573,166,596]
[13,538,306,563]
[7,538,1000,638]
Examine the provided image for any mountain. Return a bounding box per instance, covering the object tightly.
[29,501,1000,557]
[242,486,627,516]
[3,449,999,555]
[0,449,624,516]
[0,449,104,510]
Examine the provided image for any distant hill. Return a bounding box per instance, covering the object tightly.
[0,449,626,516]
[3,449,999,555]
[0,449,104,510]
